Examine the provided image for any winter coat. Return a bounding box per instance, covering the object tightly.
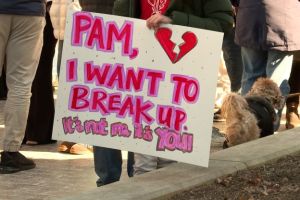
[113,0,234,33]
[235,0,300,51]
[79,0,114,14]
[0,0,46,16]
[50,0,81,40]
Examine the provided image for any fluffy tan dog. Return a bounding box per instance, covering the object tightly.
[221,78,283,148]
[221,93,260,147]
[247,78,284,111]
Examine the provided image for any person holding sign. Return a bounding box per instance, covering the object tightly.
[78,0,135,187]
[113,0,233,175]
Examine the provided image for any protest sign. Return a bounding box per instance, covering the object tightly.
[52,10,223,167]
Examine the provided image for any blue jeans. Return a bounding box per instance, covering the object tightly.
[241,47,293,96]
[222,28,243,92]
[93,146,134,187]
[241,47,293,130]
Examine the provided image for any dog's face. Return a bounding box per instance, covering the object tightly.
[247,78,284,110]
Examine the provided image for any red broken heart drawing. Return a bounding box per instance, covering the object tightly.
[155,27,198,64]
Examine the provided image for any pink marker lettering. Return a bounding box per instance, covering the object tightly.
[134,97,155,124]
[125,67,145,92]
[133,124,153,142]
[66,59,78,82]
[85,16,106,50]
[155,128,193,153]
[62,117,75,134]
[111,122,131,137]
[84,118,108,135]
[72,12,92,46]
[69,85,90,111]
[84,62,112,85]
[171,74,200,105]
[71,12,138,59]
[156,105,187,132]
[146,70,165,97]
[90,88,109,116]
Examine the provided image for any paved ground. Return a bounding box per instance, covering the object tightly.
[0,100,132,200]
[0,99,289,200]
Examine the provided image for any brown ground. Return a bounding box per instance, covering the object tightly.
[169,152,300,200]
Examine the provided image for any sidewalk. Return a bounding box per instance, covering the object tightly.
[0,99,298,200]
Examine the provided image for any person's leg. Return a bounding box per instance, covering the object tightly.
[25,3,58,144]
[0,15,44,174]
[3,15,45,151]
[266,50,293,130]
[93,146,122,186]
[240,47,268,95]
[222,28,243,92]
[134,154,157,175]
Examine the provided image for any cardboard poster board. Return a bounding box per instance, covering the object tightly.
[52,10,223,167]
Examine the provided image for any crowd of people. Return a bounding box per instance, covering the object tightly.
[0,0,299,188]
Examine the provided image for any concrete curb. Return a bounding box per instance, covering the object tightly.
[61,128,300,200]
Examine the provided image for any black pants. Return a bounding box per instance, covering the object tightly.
[24,3,58,144]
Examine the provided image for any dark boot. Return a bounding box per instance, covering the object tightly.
[286,102,300,129]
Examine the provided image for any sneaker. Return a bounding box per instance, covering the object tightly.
[0,151,36,174]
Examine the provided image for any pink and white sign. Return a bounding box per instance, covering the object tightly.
[52,10,223,167]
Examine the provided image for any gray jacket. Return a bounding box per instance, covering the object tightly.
[235,0,300,51]
[0,0,46,16]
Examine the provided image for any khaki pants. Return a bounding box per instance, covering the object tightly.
[0,14,45,151]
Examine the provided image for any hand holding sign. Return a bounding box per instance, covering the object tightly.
[146,13,172,30]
